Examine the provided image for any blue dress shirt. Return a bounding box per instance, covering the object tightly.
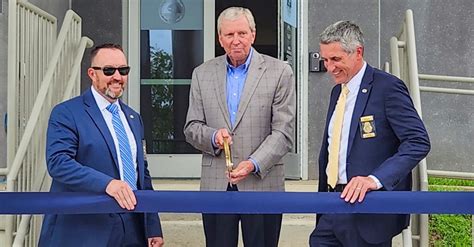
[211,48,260,173]
[226,48,253,127]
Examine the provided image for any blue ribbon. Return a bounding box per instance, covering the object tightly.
[0,191,473,215]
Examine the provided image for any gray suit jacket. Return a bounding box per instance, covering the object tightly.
[184,49,295,191]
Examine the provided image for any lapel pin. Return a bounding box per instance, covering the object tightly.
[362,88,368,93]
[130,115,134,119]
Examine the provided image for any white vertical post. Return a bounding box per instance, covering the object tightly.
[389,37,400,78]
[6,0,18,245]
[127,0,141,112]
[299,0,309,180]
[404,9,429,247]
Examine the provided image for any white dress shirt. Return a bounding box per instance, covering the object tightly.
[327,62,367,185]
[91,86,138,181]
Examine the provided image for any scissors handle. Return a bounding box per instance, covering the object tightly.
[223,138,233,172]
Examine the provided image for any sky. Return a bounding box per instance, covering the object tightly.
[149,30,173,54]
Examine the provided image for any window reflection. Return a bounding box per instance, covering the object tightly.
[140,29,202,154]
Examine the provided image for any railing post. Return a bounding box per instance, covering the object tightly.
[389,37,401,78]
[6,0,18,245]
[404,9,429,247]
[7,0,18,174]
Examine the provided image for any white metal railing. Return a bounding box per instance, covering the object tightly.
[10,37,93,247]
[5,1,56,245]
[5,0,57,177]
[388,9,474,247]
[5,1,93,246]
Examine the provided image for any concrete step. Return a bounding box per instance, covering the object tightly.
[160,214,316,247]
[159,213,402,247]
[152,179,317,192]
[0,230,5,246]
[0,215,4,230]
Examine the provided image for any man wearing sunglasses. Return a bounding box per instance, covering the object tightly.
[39,43,164,247]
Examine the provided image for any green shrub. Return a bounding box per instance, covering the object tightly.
[429,214,471,247]
[428,177,473,246]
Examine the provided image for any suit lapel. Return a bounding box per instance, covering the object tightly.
[213,56,232,129]
[232,50,265,130]
[83,89,119,170]
[321,86,340,165]
[347,65,374,155]
[326,86,340,133]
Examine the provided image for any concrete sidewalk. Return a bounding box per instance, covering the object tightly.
[153,179,402,247]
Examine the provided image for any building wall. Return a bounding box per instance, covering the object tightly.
[22,0,124,92]
[307,0,474,179]
[72,0,123,92]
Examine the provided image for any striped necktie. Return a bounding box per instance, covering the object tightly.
[106,103,137,190]
[327,84,349,189]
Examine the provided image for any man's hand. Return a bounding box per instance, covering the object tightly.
[148,237,164,247]
[228,160,254,184]
[214,128,232,149]
[105,179,137,210]
[341,176,378,203]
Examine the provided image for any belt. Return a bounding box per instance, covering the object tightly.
[328,184,346,192]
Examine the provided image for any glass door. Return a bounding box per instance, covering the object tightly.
[128,0,214,177]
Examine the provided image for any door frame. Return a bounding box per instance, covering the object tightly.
[125,0,307,179]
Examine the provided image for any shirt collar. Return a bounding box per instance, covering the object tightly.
[226,47,253,72]
[345,61,367,93]
[91,86,121,112]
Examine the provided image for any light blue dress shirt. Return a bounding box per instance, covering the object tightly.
[226,48,253,127]
[211,48,260,173]
[90,86,138,181]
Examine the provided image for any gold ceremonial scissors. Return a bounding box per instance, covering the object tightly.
[223,137,233,173]
[223,137,234,186]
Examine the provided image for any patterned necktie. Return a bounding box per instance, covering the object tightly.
[106,103,137,190]
[327,84,349,189]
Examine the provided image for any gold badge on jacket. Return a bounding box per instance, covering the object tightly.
[359,115,376,138]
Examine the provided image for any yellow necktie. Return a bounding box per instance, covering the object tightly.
[327,84,349,189]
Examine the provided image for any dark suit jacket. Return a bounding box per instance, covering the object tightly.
[318,64,430,244]
[39,89,161,246]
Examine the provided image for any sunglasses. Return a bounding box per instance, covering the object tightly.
[92,66,130,76]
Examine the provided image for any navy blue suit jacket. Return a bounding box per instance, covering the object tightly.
[318,65,430,244]
[39,89,162,246]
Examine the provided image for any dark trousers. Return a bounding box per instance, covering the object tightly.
[309,214,392,247]
[107,213,147,247]
[202,184,282,247]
